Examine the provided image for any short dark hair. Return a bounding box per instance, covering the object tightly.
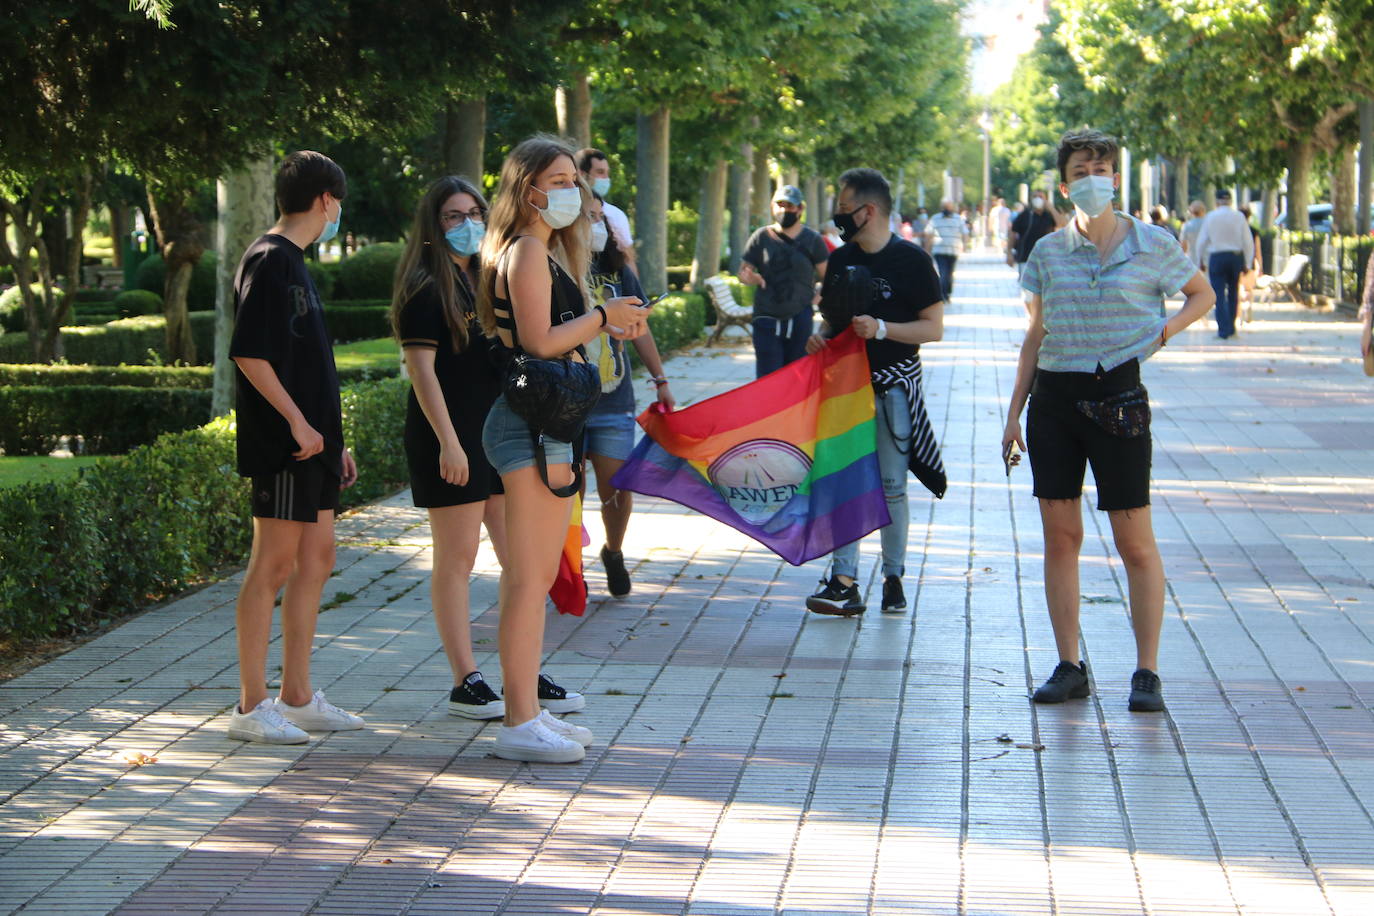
[1056,129,1119,182]
[838,168,892,215]
[576,148,608,175]
[276,151,346,215]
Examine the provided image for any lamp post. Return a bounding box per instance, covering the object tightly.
[978,109,993,250]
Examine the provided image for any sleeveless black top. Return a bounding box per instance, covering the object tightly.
[493,251,586,353]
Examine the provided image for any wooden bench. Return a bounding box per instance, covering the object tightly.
[702,275,752,346]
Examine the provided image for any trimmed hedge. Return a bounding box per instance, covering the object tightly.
[0,386,212,455]
[646,291,707,353]
[307,260,339,299]
[334,243,403,299]
[325,304,391,342]
[74,289,120,304]
[134,251,219,311]
[113,288,164,317]
[0,284,66,334]
[0,312,216,365]
[0,363,213,388]
[0,375,411,638]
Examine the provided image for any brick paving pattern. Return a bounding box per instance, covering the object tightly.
[2,254,1371,915]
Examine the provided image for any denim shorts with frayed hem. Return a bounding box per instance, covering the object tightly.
[481,394,573,477]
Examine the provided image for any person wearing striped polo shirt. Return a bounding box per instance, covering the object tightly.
[1001,129,1215,712]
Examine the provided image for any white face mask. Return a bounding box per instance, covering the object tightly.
[1067,175,1116,218]
[533,185,582,230]
[1031,196,1045,210]
[590,220,609,252]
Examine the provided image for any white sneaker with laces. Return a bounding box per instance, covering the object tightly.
[539,709,594,747]
[228,698,309,744]
[276,690,364,731]
[494,717,585,763]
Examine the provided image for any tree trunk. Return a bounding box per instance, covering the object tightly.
[1332,144,1356,236]
[0,185,62,362]
[110,203,127,269]
[690,159,728,291]
[214,155,277,416]
[555,70,592,148]
[145,185,204,364]
[51,173,93,361]
[805,176,824,229]
[1173,154,1190,214]
[1260,187,1277,230]
[1287,141,1314,230]
[634,106,671,295]
[1359,101,1373,235]
[445,97,487,182]
[751,147,771,226]
[727,148,751,273]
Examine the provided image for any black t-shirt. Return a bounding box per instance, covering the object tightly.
[588,258,646,414]
[398,276,500,428]
[742,226,828,319]
[229,233,343,477]
[818,235,943,372]
[1011,208,1056,263]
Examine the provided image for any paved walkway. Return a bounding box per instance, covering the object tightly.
[2,254,1373,916]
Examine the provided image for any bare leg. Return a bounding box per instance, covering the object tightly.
[483,494,509,568]
[428,502,488,684]
[1039,498,1085,664]
[498,464,574,726]
[589,452,631,552]
[1107,506,1165,671]
[278,509,336,707]
[236,517,305,713]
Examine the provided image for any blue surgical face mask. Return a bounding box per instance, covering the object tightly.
[592,177,611,197]
[1067,175,1116,218]
[316,202,341,245]
[445,219,484,256]
[533,185,582,230]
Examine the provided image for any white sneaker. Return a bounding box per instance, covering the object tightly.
[276,690,364,731]
[493,717,585,763]
[539,709,594,747]
[228,698,309,744]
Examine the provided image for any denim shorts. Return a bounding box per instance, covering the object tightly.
[481,394,573,476]
[584,409,636,462]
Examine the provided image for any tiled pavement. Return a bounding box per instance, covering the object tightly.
[2,253,1372,916]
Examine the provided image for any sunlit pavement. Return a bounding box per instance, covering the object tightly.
[2,253,1372,915]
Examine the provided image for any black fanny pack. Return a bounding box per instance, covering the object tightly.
[1075,385,1150,438]
[503,352,599,496]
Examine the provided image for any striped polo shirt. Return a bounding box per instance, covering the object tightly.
[1021,214,1196,372]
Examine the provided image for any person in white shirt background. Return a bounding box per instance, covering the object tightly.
[1193,190,1254,339]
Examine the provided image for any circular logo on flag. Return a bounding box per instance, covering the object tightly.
[707,439,811,524]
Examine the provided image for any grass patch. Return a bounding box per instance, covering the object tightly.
[0,455,103,489]
[334,337,399,374]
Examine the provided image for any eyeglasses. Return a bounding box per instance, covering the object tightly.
[441,207,486,226]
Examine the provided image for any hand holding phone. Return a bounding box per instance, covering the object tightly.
[1002,440,1021,476]
[641,292,670,309]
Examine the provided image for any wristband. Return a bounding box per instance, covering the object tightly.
[875,319,888,341]
[1160,323,1168,347]
[594,304,607,327]
[651,376,669,387]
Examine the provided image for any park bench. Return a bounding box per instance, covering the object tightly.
[1254,253,1309,308]
[703,275,752,346]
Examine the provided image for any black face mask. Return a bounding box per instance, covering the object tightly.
[778,211,800,229]
[941,208,953,216]
[831,205,868,243]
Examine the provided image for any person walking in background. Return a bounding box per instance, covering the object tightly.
[1001,129,1214,713]
[924,199,966,299]
[1007,192,1058,278]
[1179,200,1206,259]
[227,151,364,744]
[584,192,676,597]
[1149,205,1178,239]
[477,135,649,763]
[1194,190,1254,339]
[577,148,635,271]
[1236,205,1263,324]
[805,168,946,617]
[391,176,509,721]
[737,184,829,377]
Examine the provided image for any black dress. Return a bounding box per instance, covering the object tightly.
[400,276,504,507]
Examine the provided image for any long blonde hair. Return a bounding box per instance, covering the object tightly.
[390,176,487,351]
[477,134,592,336]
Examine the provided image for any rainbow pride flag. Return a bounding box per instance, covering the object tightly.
[610,329,889,565]
[550,493,590,616]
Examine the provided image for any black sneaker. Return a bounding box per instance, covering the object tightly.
[449,671,505,720]
[1032,660,1090,703]
[880,576,906,612]
[806,576,865,616]
[537,673,585,714]
[601,546,631,597]
[1128,668,1165,712]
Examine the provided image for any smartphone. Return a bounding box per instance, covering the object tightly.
[1002,440,1021,476]
[641,292,670,309]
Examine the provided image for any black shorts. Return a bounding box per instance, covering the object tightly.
[1026,360,1151,512]
[251,459,341,522]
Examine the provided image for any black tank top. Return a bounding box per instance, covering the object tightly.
[493,251,585,353]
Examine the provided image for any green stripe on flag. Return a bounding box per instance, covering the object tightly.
[798,418,876,494]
